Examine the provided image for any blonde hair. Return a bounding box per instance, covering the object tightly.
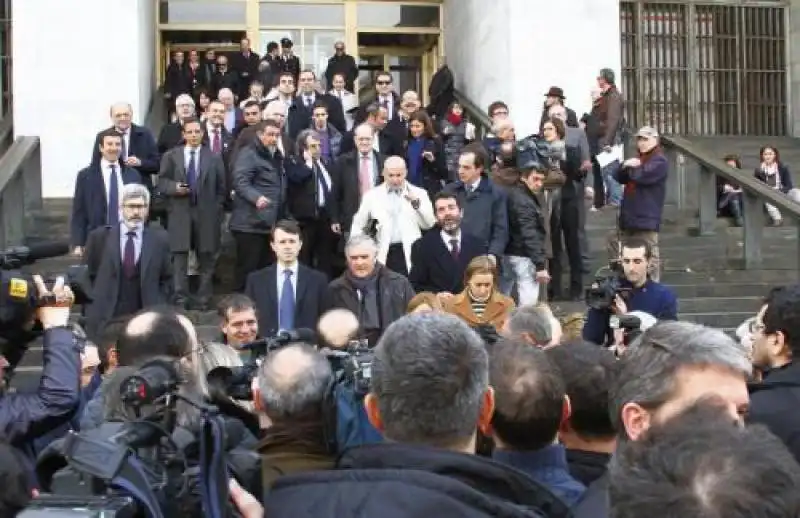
[463,255,498,287]
[407,292,443,313]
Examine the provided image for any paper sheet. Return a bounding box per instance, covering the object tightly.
[596,144,625,168]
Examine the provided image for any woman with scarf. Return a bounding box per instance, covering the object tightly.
[404,110,447,201]
[443,255,515,332]
[754,145,800,226]
[439,101,475,181]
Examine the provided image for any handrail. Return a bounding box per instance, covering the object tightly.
[0,115,14,155]
[454,89,491,138]
[0,136,43,248]
[659,134,800,268]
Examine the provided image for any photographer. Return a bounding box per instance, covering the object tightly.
[582,239,677,346]
[0,276,80,450]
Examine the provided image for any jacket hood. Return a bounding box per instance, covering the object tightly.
[338,442,570,518]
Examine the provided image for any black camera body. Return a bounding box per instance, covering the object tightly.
[339,339,373,396]
[585,261,630,310]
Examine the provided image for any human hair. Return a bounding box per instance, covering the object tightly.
[544,117,566,140]
[96,317,127,373]
[609,398,800,518]
[258,343,333,421]
[365,103,382,120]
[505,305,552,345]
[272,218,302,240]
[278,71,294,82]
[762,283,800,355]
[375,71,392,84]
[0,440,30,516]
[489,339,565,450]
[299,68,316,80]
[371,312,489,448]
[295,128,319,154]
[181,116,202,130]
[491,118,514,136]
[409,110,436,139]
[345,234,378,256]
[759,145,781,163]
[460,142,487,170]
[242,100,260,111]
[217,293,255,321]
[116,308,192,367]
[546,341,618,438]
[621,237,652,259]
[194,341,244,397]
[121,183,150,207]
[463,255,498,287]
[723,154,742,169]
[487,100,508,118]
[610,321,751,438]
[407,292,443,313]
[433,190,461,209]
[255,119,281,133]
[97,128,122,146]
[267,41,278,53]
[174,93,195,109]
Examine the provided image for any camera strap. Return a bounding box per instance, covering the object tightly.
[198,413,229,518]
[111,455,166,518]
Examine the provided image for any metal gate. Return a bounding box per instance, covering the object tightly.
[620,0,787,136]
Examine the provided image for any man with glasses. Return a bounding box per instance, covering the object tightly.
[211,55,240,99]
[582,238,677,346]
[325,41,357,92]
[356,72,399,124]
[82,183,173,339]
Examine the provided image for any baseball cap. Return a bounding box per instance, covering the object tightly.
[635,126,659,139]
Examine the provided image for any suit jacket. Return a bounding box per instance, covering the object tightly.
[91,124,160,176]
[329,149,385,232]
[83,224,173,338]
[287,94,346,139]
[229,141,285,235]
[70,164,142,246]
[157,146,227,253]
[409,229,487,294]
[244,263,330,336]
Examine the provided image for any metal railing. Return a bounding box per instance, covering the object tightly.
[453,89,491,139]
[0,136,43,248]
[145,86,167,136]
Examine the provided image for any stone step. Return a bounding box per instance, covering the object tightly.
[678,296,762,314]
[679,311,753,328]
[669,282,775,299]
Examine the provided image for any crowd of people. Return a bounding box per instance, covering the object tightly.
[0,35,798,518]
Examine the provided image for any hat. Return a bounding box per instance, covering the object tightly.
[280,37,293,48]
[635,125,659,139]
[544,86,565,99]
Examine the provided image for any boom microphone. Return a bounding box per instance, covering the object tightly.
[0,241,70,269]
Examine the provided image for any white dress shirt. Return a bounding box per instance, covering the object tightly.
[307,159,332,207]
[184,146,201,170]
[276,261,299,300]
[101,159,124,208]
[441,230,461,253]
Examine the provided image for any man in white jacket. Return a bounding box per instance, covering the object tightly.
[350,156,435,276]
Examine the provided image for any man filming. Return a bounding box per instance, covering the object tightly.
[0,275,79,452]
[582,239,677,346]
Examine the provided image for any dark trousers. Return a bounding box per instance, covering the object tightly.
[550,194,584,298]
[300,213,339,279]
[233,231,274,291]
[591,158,605,209]
[172,212,217,306]
[386,243,408,277]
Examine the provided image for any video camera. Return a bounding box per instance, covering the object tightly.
[585,261,631,311]
[323,339,373,396]
[35,359,232,518]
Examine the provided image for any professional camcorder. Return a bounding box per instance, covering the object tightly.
[324,339,373,396]
[585,261,631,310]
[35,359,233,518]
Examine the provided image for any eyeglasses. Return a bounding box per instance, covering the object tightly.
[376,80,391,86]
[123,203,147,210]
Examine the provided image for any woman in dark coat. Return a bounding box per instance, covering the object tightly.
[404,110,447,200]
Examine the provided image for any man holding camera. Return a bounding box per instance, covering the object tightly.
[582,239,677,346]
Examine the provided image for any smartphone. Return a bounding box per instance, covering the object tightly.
[424,141,435,154]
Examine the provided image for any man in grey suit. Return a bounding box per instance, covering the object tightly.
[83,183,172,339]
[157,117,227,309]
[229,119,286,291]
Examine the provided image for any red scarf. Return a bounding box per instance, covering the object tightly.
[447,112,463,126]
[624,146,662,197]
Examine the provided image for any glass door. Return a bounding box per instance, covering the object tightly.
[357,49,422,100]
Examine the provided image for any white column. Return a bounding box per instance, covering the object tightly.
[789,0,800,136]
[444,0,621,137]
[12,0,156,198]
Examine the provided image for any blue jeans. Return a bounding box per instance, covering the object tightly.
[500,256,541,306]
[602,161,623,206]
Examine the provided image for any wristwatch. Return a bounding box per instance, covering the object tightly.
[410,199,420,210]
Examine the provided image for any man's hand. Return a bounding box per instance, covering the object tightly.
[175,182,191,196]
[331,223,341,234]
[124,156,141,168]
[623,158,641,168]
[723,184,734,193]
[612,294,628,316]
[229,479,263,518]
[437,291,454,301]
[488,255,498,267]
[72,246,83,257]
[33,275,73,330]
[256,196,270,210]
[422,151,435,162]
[535,270,551,283]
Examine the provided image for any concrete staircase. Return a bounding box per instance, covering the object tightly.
[688,136,800,185]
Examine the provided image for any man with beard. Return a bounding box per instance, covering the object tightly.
[82,183,173,339]
[408,191,487,297]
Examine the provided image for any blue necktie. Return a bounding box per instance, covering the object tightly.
[107,165,119,225]
[187,149,198,204]
[278,269,295,330]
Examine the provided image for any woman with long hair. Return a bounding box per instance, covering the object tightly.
[754,145,800,226]
[405,110,447,200]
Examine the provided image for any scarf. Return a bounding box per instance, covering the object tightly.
[624,145,661,197]
[447,112,463,126]
[346,265,381,330]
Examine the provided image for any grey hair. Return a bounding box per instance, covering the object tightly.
[193,341,244,397]
[610,321,751,437]
[345,234,378,256]
[506,305,552,344]
[122,183,150,206]
[371,313,489,448]
[258,343,332,420]
[174,94,195,108]
[491,118,514,135]
[295,128,319,153]
[354,122,375,137]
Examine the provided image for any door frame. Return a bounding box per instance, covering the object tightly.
[356,42,438,104]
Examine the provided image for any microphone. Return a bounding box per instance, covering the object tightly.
[0,241,70,268]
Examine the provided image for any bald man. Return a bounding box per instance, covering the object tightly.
[90,102,160,178]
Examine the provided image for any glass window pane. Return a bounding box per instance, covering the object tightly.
[357,4,440,28]
[259,29,301,55]
[259,3,345,26]
[160,1,247,24]
[302,30,346,81]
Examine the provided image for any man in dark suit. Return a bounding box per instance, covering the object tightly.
[230,119,286,291]
[90,102,160,181]
[83,183,172,339]
[341,104,402,157]
[229,37,261,100]
[157,117,227,309]
[287,69,346,139]
[355,71,401,125]
[409,191,487,295]
[329,123,384,239]
[71,129,142,256]
[245,220,329,336]
[324,41,358,92]
[203,100,236,196]
[279,38,302,85]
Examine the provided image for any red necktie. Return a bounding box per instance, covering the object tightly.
[212,129,222,154]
